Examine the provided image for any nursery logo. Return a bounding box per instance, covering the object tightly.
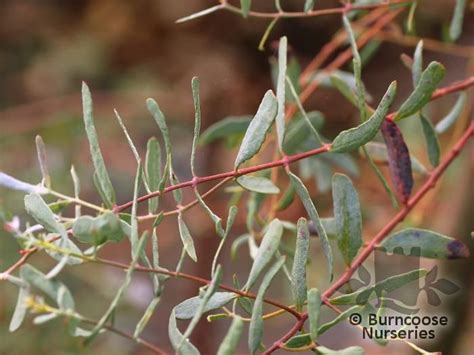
[348,247,461,313]
[346,247,461,341]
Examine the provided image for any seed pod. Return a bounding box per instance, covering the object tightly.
[381,120,413,204]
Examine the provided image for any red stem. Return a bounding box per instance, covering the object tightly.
[264,122,474,354]
[114,76,474,213]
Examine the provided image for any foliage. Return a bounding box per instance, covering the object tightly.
[0,1,472,354]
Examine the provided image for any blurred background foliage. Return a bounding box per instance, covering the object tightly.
[0,0,473,354]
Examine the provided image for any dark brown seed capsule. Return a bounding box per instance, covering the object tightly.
[381,120,413,204]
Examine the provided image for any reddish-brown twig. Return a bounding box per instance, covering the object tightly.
[264,122,474,354]
[221,0,411,19]
[114,76,474,213]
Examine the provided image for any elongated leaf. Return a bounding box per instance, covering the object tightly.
[332,174,362,266]
[0,172,45,194]
[20,265,75,310]
[191,76,201,176]
[81,82,115,208]
[318,305,361,334]
[276,36,287,150]
[286,77,323,147]
[194,187,224,237]
[9,286,30,332]
[198,116,252,146]
[241,0,251,18]
[364,142,428,176]
[234,90,277,168]
[145,137,162,213]
[412,40,423,87]
[379,228,469,259]
[307,288,321,341]
[291,218,310,311]
[331,81,397,152]
[288,172,333,280]
[284,333,312,349]
[24,193,64,235]
[35,135,50,188]
[178,214,197,262]
[283,111,324,154]
[180,266,223,348]
[217,317,244,355]
[249,257,285,353]
[449,0,466,41]
[212,206,238,275]
[420,115,440,167]
[85,231,148,344]
[343,15,367,122]
[168,309,200,355]
[134,296,161,338]
[236,175,279,194]
[394,62,445,120]
[175,292,237,320]
[435,92,467,134]
[330,269,427,305]
[244,219,283,290]
[304,0,315,12]
[381,120,413,204]
[361,146,399,208]
[147,98,182,203]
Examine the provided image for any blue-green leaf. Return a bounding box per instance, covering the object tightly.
[234,91,277,168]
[412,40,423,87]
[249,256,285,353]
[331,81,397,152]
[35,135,50,188]
[217,317,244,355]
[307,288,321,341]
[175,292,237,320]
[420,115,440,167]
[241,0,251,18]
[304,0,315,13]
[449,0,466,41]
[435,92,467,134]
[178,214,197,262]
[81,82,115,208]
[379,228,470,259]
[20,264,75,310]
[291,218,310,311]
[168,309,200,355]
[145,137,162,213]
[288,172,333,280]
[394,62,445,120]
[276,36,287,150]
[236,175,280,194]
[191,76,201,176]
[9,286,30,332]
[330,269,428,305]
[244,219,283,290]
[199,116,252,146]
[332,174,362,266]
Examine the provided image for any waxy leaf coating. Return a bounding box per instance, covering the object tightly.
[331,81,397,153]
[234,90,277,168]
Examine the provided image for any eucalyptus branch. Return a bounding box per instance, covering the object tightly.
[264,122,474,353]
[115,76,474,213]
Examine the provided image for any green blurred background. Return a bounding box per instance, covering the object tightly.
[0,1,473,354]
